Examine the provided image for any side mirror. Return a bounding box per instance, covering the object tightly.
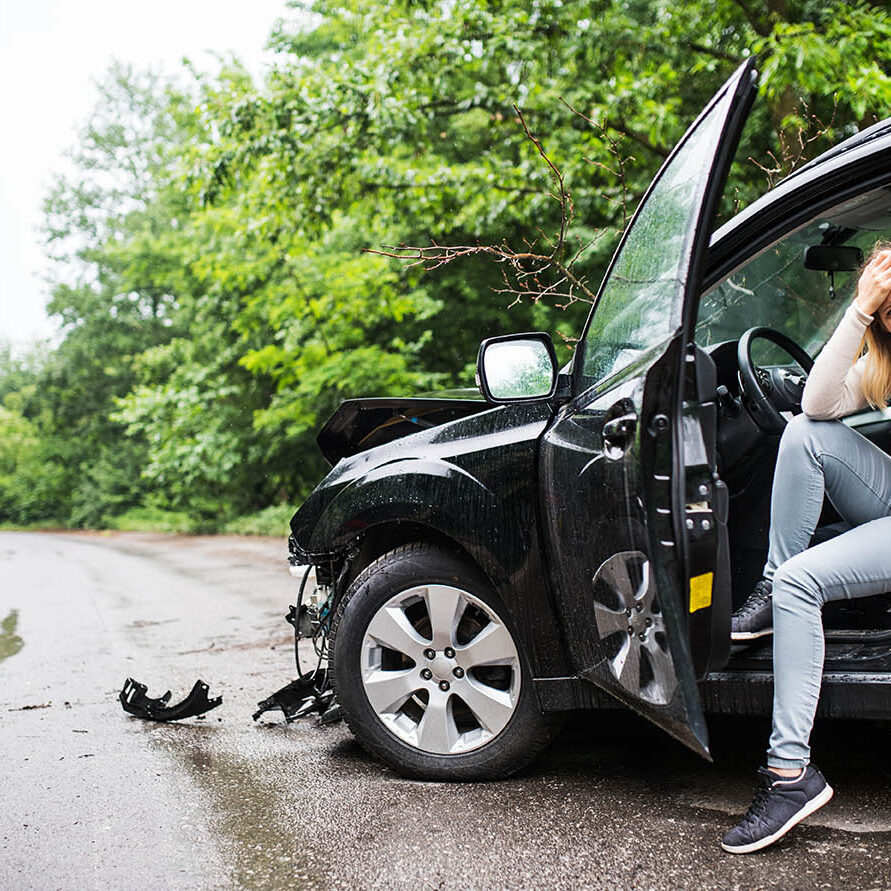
[476,332,558,403]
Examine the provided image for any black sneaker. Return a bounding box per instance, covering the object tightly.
[721,765,834,854]
[731,579,773,640]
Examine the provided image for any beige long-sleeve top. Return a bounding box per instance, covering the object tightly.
[800,303,873,420]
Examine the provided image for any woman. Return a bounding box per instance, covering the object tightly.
[722,245,891,854]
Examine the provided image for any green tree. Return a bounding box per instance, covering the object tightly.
[2,0,889,530]
[33,64,197,525]
[0,406,66,525]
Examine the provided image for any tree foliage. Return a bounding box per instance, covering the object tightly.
[1,0,889,528]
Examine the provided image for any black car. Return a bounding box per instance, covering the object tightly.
[289,59,891,780]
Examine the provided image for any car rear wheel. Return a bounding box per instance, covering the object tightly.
[329,542,562,780]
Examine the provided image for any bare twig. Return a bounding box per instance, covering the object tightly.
[367,240,600,306]
[555,329,580,350]
[750,98,838,188]
[512,104,573,261]
[561,99,635,229]
[364,101,629,315]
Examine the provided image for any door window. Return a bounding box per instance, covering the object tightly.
[696,208,889,355]
[581,85,738,387]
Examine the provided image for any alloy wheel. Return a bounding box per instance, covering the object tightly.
[591,550,677,705]
[359,584,521,754]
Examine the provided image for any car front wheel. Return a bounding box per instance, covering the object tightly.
[329,542,561,780]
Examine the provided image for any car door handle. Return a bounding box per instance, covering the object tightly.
[603,413,638,452]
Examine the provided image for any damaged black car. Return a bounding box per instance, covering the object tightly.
[287,59,891,780]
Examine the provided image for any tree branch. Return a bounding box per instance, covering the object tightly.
[366,241,599,306]
[358,180,548,196]
[513,104,572,261]
[612,120,670,159]
[688,42,745,63]
[363,102,628,320]
[749,97,837,188]
[729,0,770,36]
[560,99,635,229]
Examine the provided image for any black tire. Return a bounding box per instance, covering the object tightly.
[329,542,563,781]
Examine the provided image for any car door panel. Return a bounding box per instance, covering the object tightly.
[540,59,757,758]
[681,345,732,677]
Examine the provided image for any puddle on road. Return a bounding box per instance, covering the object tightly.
[150,727,327,890]
[0,610,24,664]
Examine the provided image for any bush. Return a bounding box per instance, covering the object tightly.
[222,503,293,537]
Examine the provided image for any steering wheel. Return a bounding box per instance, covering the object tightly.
[737,327,814,433]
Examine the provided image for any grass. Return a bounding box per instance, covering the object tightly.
[109,507,201,534]
[1,503,295,538]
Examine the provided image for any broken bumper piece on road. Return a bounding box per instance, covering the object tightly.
[119,677,222,721]
[252,673,342,724]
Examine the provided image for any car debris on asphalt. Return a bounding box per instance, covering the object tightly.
[116,564,341,727]
[119,677,222,721]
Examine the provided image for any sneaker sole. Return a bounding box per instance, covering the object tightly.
[730,628,774,641]
[720,783,834,854]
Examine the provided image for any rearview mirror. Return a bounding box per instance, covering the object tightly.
[804,244,864,272]
[476,333,558,403]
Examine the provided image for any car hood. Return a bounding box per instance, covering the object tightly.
[316,389,487,464]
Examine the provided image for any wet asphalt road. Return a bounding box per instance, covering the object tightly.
[2,530,890,890]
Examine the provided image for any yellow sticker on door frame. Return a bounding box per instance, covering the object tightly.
[689,572,713,613]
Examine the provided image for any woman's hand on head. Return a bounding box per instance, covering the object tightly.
[855,249,891,317]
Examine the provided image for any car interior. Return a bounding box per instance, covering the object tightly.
[696,184,891,664]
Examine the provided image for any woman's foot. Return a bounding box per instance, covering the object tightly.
[731,578,773,640]
[721,765,833,853]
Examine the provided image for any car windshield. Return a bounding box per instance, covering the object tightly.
[696,189,891,362]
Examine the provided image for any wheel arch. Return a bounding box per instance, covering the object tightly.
[298,456,508,603]
[296,456,574,680]
[347,521,490,593]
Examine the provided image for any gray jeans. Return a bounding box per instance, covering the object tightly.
[764,413,891,769]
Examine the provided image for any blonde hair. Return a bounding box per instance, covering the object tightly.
[859,240,891,409]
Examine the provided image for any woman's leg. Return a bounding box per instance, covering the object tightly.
[765,414,891,762]
[768,515,891,767]
[764,414,891,580]
[734,414,891,639]
[723,509,891,854]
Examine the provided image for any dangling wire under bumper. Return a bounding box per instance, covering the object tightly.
[252,562,342,724]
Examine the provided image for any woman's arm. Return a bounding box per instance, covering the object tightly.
[801,249,891,419]
[854,249,891,318]
[800,304,870,420]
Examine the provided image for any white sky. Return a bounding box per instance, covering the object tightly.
[0,0,289,352]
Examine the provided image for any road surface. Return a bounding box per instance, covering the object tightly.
[2,531,890,889]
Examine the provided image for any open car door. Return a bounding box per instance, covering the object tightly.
[539,60,757,758]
